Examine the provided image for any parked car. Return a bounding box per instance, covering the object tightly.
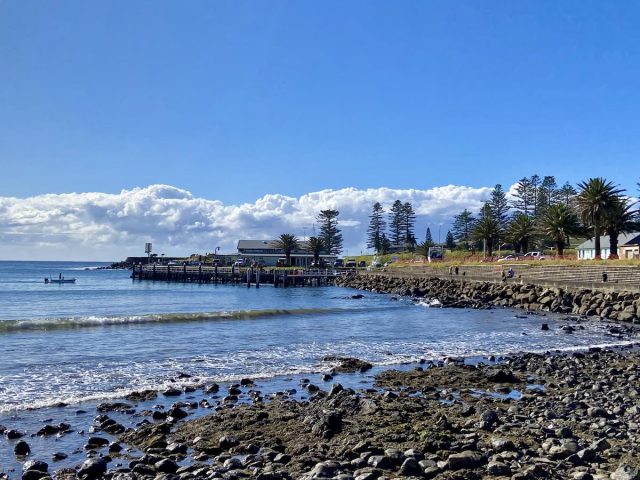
[345,259,357,268]
[310,260,325,268]
[497,254,520,262]
[523,251,545,260]
[234,258,246,266]
[333,259,344,268]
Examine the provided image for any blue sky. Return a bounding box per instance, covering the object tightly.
[0,1,639,259]
[2,1,639,201]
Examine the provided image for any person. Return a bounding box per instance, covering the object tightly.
[501,270,506,282]
[59,273,62,280]
[602,272,608,282]
[448,266,453,275]
[454,266,459,275]
[508,268,514,278]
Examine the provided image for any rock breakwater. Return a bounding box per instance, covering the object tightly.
[337,274,640,322]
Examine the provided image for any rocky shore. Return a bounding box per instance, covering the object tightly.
[16,348,638,480]
[336,274,640,323]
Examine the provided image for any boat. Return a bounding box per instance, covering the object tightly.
[44,277,76,284]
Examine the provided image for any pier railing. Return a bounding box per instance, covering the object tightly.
[130,264,347,287]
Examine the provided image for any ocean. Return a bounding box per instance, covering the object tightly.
[0,260,633,475]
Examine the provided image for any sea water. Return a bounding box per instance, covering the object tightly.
[0,260,635,475]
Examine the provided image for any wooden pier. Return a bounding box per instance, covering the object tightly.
[130,264,345,287]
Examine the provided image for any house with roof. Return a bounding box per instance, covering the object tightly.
[576,232,640,260]
[236,240,337,267]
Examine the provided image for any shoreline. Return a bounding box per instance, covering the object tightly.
[113,347,640,479]
[4,341,640,479]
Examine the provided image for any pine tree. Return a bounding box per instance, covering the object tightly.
[530,174,541,217]
[489,184,510,230]
[424,227,433,247]
[557,181,577,207]
[366,203,386,253]
[445,230,456,249]
[402,202,416,249]
[536,176,559,215]
[511,177,534,216]
[317,210,343,255]
[388,200,405,246]
[452,209,476,247]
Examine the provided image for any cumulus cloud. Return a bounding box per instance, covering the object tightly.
[0,184,493,260]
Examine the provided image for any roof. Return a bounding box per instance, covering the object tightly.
[576,232,640,250]
[237,239,325,254]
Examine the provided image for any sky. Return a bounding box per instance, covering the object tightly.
[1,1,639,260]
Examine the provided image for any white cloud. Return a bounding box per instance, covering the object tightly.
[0,184,493,260]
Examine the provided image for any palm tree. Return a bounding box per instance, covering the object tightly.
[575,178,624,259]
[506,213,535,253]
[274,234,299,267]
[305,237,325,265]
[473,204,501,257]
[538,204,582,256]
[603,197,638,259]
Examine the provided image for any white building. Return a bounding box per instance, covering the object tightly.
[576,232,640,260]
[236,240,337,267]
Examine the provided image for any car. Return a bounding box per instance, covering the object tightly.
[234,258,246,266]
[310,260,325,268]
[333,259,344,268]
[345,259,357,268]
[523,251,545,260]
[497,254,520,262]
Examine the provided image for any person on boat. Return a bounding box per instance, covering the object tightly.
[59,273,62,280]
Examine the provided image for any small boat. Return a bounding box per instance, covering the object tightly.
[44,277,76,284]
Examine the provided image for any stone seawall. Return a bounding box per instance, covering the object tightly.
[336,274,640,323]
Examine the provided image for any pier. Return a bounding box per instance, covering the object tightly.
[130,264,345,287]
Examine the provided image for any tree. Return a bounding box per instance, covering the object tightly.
[489,184,510,230]
[536,176,559,215]
[416,240,430,258]
[538,204,581,256]
[402,202,417,250]
[506,213,535,254]
[473,203,500,256]
[511,177,534,216]
[575,178,625,259]
[424,227,433,247]
[603,197,638,259]
[317,210,343,255]
[305,236,325,265]
[445,230,456,249]
[452,209,476,247]
[557,181,577,207]
[530,174,541,217]
[366,203,386,253]
[379,233,391,254]
[388,200,405,246]
[274,234,299,266]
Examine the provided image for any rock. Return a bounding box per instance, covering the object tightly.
[611,465,640,480]
[446,450,483,470]
[329,383,344,397]
[367,456,394,470]
[96,402,134,413]
[219,435,239,449]
[6,429,24,439]
[162,388,182,396]
[14,440,31,456]
[399,457,421,476]
[479,409,499,431]
[52,452,68,461]
[309,460,340,478]
[541,323,549,330]
[485,369,520,383]
[486,461,511,476]
[85,436,110,449]
[155,458,179,474]
[77,458,108,479]
[23,460,48,473]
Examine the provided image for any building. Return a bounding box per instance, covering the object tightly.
[576,232,640,260]
[236,240,337,267]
